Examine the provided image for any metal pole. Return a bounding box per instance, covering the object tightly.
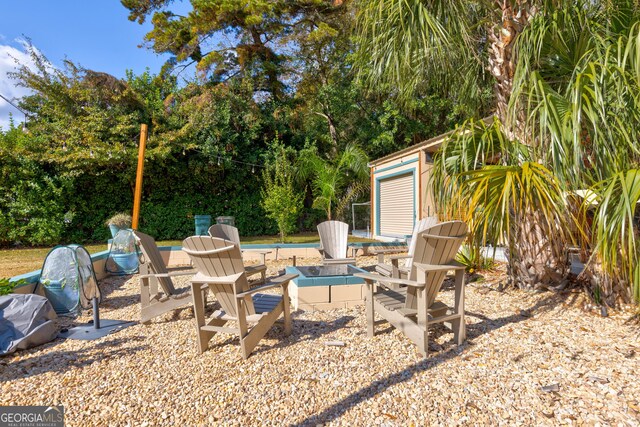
[92,297,100,330]
[132,124,148,230]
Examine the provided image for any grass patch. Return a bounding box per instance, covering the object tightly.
[240,232,374,245]
[0,243,109,279]
[0,233,376,278]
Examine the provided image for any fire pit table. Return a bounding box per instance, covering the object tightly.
[284,264,368,311]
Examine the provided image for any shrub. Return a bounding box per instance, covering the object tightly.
[0,278,26,296]
[261,152,302,242]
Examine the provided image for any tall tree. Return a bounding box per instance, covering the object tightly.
[355,0,540,137]
[122,0,347,101]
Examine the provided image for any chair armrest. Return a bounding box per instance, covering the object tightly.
[190,272,243,285]
[139,269,196,279]
[371,248,403,254]
[413,261,466,272]
[167,270,197,277]
[354,272,424,288]
[235,274,299,298]
[373,248,406,263]
[322,258,356,265]
[389,255,411,261]
[371,248,406,255]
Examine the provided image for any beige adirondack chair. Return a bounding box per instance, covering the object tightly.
[355,221,468,356]
[317,220,356,265]
[134,231,205,324]
[182,236,298,359]
[208,224,269,283]
[375,216,439,278]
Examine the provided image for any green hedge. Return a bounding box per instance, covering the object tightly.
[0,151,281,246]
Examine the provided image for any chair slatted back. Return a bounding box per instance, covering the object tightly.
[183,236,254,317]
[317,220,349,260]
[405,216,439,269]
[407,221,467,309]
[133,231,177,295]
[208,224,241,246]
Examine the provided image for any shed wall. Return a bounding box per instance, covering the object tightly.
[371,153,425,239]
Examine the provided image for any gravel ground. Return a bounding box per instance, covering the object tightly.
[1,256,639,426]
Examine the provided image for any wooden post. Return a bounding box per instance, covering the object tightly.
[132,124,148,230]
[370,166,374,238]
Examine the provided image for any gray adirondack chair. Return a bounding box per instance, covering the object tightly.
[182,236,298,359]
[134,231,205,324]
[208,224,269,283]
[374,216,439,278]
[355,221,468,356]
[317,220,356,265]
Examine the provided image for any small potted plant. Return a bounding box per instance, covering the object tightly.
[105,212,132,238]
[41,277,80,314]
[110,235,139,273]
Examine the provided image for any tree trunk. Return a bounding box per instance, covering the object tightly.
[313,110,339,157]
[249,27,282,101]
[507,209,570,290]
[488,1,535,138]
[490,2,571,290]
[583,258,634,307]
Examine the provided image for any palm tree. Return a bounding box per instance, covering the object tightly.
[354,0,538,134]
[355,0,640,298]
[297,144,369,221]
[514,11,640,303]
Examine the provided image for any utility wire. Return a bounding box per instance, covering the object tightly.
[0,93,28,117]
[217,155,265,169]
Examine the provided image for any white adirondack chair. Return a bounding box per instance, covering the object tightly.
[355,221,468,356]
[134,231,205,324]
[182,236,297,359]
[317,220,356,265]
[208,224,269,283]
[374,216,439,278]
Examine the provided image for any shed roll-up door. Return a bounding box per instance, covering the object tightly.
[379,172,414,236]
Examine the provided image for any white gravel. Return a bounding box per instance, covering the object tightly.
[1,257,639,426]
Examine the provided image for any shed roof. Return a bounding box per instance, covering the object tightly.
[369,116,494,167]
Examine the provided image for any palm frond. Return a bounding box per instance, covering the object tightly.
[353,0,483,107]
[462,162,572,249]
[431,117,530,218]
[589,169,640,303]
[334,180,369,222]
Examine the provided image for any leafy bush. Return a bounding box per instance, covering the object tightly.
[0,278,26,296]
[456,244,496,273]
[0,46,465,247]
[261,144,303,242]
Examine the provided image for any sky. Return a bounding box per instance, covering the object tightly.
[0,1,189,130]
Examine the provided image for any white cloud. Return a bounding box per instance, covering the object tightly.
[0,38,37,131]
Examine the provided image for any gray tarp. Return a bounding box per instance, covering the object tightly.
[0,294,58,356]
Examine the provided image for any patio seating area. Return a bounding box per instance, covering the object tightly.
[1,254,638,425]
[6,2,640,425]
